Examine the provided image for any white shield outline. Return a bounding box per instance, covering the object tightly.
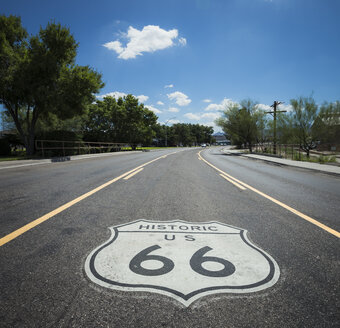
[85,220,280,306]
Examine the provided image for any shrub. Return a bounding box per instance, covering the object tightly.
[0,138,11,156]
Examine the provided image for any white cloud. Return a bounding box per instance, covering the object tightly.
[145,105,162,114]
[184,113,201,120]
[203,121,221,132]
[256,103,293,112]
[103,25,182,59]
[256,103,272,111]
[99,91,127,99]
[168,107,179,113]
[160,119,180,125]
[184,112,221,121]
[201,112,221,120]
[168,119,180,124]
[278,103,293,112]
[98,91,150,104]
[203,99,212,103]
[157,101,164,105]
[136,95,149,103]
[164,84,174,88]
[204,98,238,111]
[167,91,191,106]
[179,37,187,46]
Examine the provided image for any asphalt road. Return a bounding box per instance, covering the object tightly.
[0,147,339,327]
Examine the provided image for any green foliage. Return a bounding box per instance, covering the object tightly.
[313,101,340,145]
[274,112,296,144]
[0,15,104,155]
[215,99,266,151]
[83,95,158,146]
[290,96,319,157]
[155,123,213,147]
[317,155,336,164]
[0,138,11,156]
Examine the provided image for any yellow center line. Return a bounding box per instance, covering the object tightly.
[198,150,340,238]
[220,174,247,190]
[0,151,180,247]
[123,168,144,180]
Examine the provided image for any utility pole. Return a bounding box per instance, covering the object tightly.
[267,101,286,154]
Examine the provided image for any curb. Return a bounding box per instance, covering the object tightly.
[0,150,150,170]
[220,149,340,177]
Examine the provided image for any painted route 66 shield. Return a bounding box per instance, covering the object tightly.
[85,220,280,306]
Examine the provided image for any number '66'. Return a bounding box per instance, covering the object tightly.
[129,245,235,278]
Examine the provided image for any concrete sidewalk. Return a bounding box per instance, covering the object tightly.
[221,148,340,176]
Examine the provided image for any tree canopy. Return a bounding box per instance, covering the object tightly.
[83,95,158,147]
[0,15,104,154]
[215,100,265,151]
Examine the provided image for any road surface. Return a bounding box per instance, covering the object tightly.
[0,147,339,327]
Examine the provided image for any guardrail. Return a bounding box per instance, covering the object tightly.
[35,140,136,157]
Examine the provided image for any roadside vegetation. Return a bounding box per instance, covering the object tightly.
[0,15,214,158]
[215,97,340,164]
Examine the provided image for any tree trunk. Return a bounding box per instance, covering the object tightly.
[25,132,35,156]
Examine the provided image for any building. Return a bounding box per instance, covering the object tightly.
[213,132,230,145]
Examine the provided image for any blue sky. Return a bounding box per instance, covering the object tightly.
[1,0,340,132]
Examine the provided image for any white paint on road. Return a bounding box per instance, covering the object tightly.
[0,161,50,170]
[198,150,340,238]
[85,220,280,306]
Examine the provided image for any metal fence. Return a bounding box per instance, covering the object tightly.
[35,140,136,157]
[252,143,338,161]
[253,143,304,160]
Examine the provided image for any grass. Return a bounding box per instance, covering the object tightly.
[258,150,337,164]
[293,153,337,164]
[250,147,337,164]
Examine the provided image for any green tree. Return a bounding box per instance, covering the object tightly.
[313,101,340,145]
[165,123,214,147]
[290,96,319,157]
[0,15,104,155]
[274,112,295,144]
[84,95,158,147]
[215,99,265,152]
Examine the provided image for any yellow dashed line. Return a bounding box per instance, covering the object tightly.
[0,151,180,247]
[220,174,247,190]
[123,168,144,180]
[198,150,340,238]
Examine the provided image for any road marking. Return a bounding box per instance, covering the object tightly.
[0,151,143,170]
[198,151,340,238]
[0,162,50,170]
[0,151,180,247]
[85,220,280,306]
[220,174,247,190]
[123,168,144,180]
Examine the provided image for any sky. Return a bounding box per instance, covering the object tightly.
[1,0,340,132]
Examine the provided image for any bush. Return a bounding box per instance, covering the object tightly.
[0,138,11,156]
